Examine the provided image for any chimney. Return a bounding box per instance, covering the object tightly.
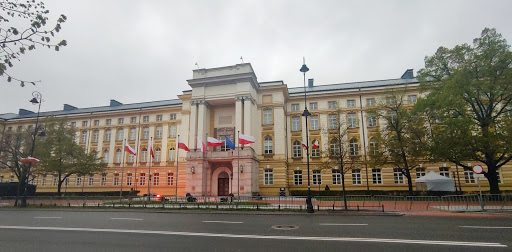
[308,78,314,88]
[63,104,78,111]
[401,69,414,79]
[110,99,123,107]
[18,109,34,115]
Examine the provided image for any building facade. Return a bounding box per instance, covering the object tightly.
[1,63,510,196]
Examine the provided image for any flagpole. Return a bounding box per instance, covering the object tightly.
[237,130,240,200]
[231,127,235,195]
[205,133,208,196]
[176,135,180,202]
[120,139,126,198]
[148,137,152,201]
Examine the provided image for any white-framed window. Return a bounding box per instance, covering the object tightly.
[113,173,119,186]
[263,109,273,125]
[129,128,136,140]
[328,101,337,109]
[155,126,162,139]
[169,125,177,138]
[347,113,358,128]
[394,168,404,184]
[142,127,149,139]
[388,111,397,125]
[332,170,341,185]
[92,130,99,142]
[131,117,137,123]
[139,173,146,186]
[416,168,426,178]
[64,177,69,186]
[118,118,124,124]
[156,115,163,121]
[264,169,273,185]
[141,148,147,162]
[81,131,87,143]
[349,138,359,156]
[154,148,161,162]
[94,120,99,126]
[102,150,109,163]
[291,117,300,131]
[0,176,4,183]
[310,102,317,110]
[310,115,319,130]
[168,148,175,161]
[294,170,302,185]
[464,170,476,184]
[386,97,396,105]
[88,175,94,186]
[105,129,111,142]
[167,173,174,185]
[311,140,320,157]
[439,167,450,178]
[126,173,132,186]
[408,95,417,104]
[143,116,149,122]
[101,174,107,186]
[497,169,502,183]
[367,113,377,127]
[347,100,355,108]
[369,138,378,156]
[128,154,134,163]
[366,98,375,107]
[292,141,302,158]
[264,136,273,154]
[372,168,382,184]
[116,129,124,141]
[328,114,338,129]
[313,170,322,185]
[53,176,58,186]
[115,149,122,163]
[71,122,76,127]
[352,169,362,185]
[330,138,340,156]
[41,175,47,186]
[170,113,176,120]
[219,137,229,151]
[82,121,88,127]
[291,104,300,111]
[106,119,112,125]
[153,173,159,186]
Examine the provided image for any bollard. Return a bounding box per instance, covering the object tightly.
[98,203,100,207]
[357,205,359,211]
[54,203,57,207]
[278,205,280,211]
[257,204,259,211]
[40,203,43,208]
[317,205,320,211]
[381,205,384,212]
[333,204,335,210]
[68,203,70,207]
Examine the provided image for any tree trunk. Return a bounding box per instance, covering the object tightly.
[405,169,413,196]
[57,173,62,196]
[485,165,501,195]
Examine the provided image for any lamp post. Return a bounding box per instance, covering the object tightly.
[20,91,43,207]
[300,58,314,213]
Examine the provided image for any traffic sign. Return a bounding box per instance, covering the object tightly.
[472,165,484,174]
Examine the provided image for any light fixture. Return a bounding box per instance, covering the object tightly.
[191,167,195,174]
[240,165,243,173]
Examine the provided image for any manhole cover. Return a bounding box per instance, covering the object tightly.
[271,225,299,230]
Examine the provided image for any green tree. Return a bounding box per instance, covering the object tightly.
[0,0,67,86]
[416,28,512,194]
[34,117,106,196]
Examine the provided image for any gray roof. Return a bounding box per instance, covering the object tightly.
[288,77,419,95]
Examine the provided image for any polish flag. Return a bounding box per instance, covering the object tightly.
[239,133,255,145]
[302,143,308,151]
[150,141,154,159]
[207,137,223,147]
[21,157,39,163]
[125,144,136,156]
[197,137,206,153]
[177,137,190,152]
[313,140,319,149]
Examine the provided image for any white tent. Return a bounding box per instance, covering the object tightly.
[416,171,456,192]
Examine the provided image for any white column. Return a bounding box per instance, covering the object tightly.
[197,102,208,142]
[243,97,253,137]
[189,101,198,149]
[235,97,243,136]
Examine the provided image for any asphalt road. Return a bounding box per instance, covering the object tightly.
[0,209,510,252]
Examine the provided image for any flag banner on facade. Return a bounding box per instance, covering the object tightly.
[239,133,255,144]
[125,144,136,155]
[207,137,223,147]
[197,137,206,154]
[313,140,319,149]
[302,143,308,151]
[225,136,236,150]
[150,141,155,159]
[21,157,39,163]
[178,137,190,151]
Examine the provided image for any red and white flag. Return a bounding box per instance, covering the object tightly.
[125,144,136,156]
[21,157,39,163]
[150,141,155,159]
[302,143,308,151]
[313,140,319,149]
[239,133,255,145]
[207,137,223,147]
[197,137,206,154]
[177,137,190,152]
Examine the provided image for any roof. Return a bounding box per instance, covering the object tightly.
[288,77,419,95]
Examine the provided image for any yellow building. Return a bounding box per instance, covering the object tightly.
[1,63,510,196]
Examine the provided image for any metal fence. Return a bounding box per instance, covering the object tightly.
[0,194,511,212]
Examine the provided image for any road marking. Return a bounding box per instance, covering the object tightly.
[203,221,243,224]
[34,217,62,219]
[460,226,512,229]
[110,218,143,221]
[0,225,506,247]
[320,223,368,226]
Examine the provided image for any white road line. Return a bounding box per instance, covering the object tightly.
[0,225,506,247]
[460,226,512,229]
[33,217,62,219]
[203,221,243,224]
[110,218,143,221]
[320,223,368,226]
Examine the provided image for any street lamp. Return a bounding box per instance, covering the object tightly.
[300,58,314,213]
[21,91,43,207]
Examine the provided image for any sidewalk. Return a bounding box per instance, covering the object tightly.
[399,210,512,218]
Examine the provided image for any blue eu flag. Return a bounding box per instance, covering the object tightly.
[225,136,236,150]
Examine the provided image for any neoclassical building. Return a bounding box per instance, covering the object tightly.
[1,63,510,196]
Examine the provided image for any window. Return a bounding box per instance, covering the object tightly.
[170,113,176,120]
[294,170,303,185]
[75,175,82,186]
[292,141,302,158]
[347,113,358,128]
[219,137,230,151]
[369,138,378,156]
[169,125,177,138]
[168,148,175,161]
[131,117,137,123]
[53,176,58,186]
[155,148,161,162]
[141,148,147,162]
[311,140,320,157]
[71,122,76,127]
[101,174,107,186]
[106,119,112,125]
[142,127,149,139]
[372,168,382,184]
[349,138,359,156]
[310,102,317,110]
[92,130,99,142]
[292,117,300,131]
[116,129,124,141]
[330,138,340,156]
[139,173,146,186]
[153,173,159,185]
[114,173,119,186]
[366,98,375,107]
[115,149,122,163]
[128,154,134,163]
[313,170,322,185]
[0,176,3,183]
[264,169,273,185]
[126,173,132,186]
[94,120,99,126]
[81,131,88,143]
[367,113,377,127]
[156,115,162,121]
[118,118,124,124]
[155,126,162,139]
[89,175,94,186]
[408,95,417,104]
[416,168,426,178]
[167,173,174,185]
[387,111,397,125]
[143,116,149,122]
[439,167,450,178]
[394,168,404,184]
[328,101,337,109]
[105,129,111,142]
[328,114,338,129]
[347,100,355,107]
[464,170,475,184]
[129,128,136,141]
[82,121,88,127]
[332,170,341,185]
[264,136,273,154]
[386,97,396,105]
[352,169,362,185]
[41,176,47,186]
[291,104,300,111]
[263,109,273,125]
[103,150,109,163]
[497,169,502,183]
[64,177,69,186]
[310,115,319,130]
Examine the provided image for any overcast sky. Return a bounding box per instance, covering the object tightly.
[1,0,511,114]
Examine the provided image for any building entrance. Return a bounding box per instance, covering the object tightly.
[217,172,230,196]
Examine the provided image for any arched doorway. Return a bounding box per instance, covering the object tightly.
[217,172,230,196]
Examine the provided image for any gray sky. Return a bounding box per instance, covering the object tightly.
[1,0,511,114]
